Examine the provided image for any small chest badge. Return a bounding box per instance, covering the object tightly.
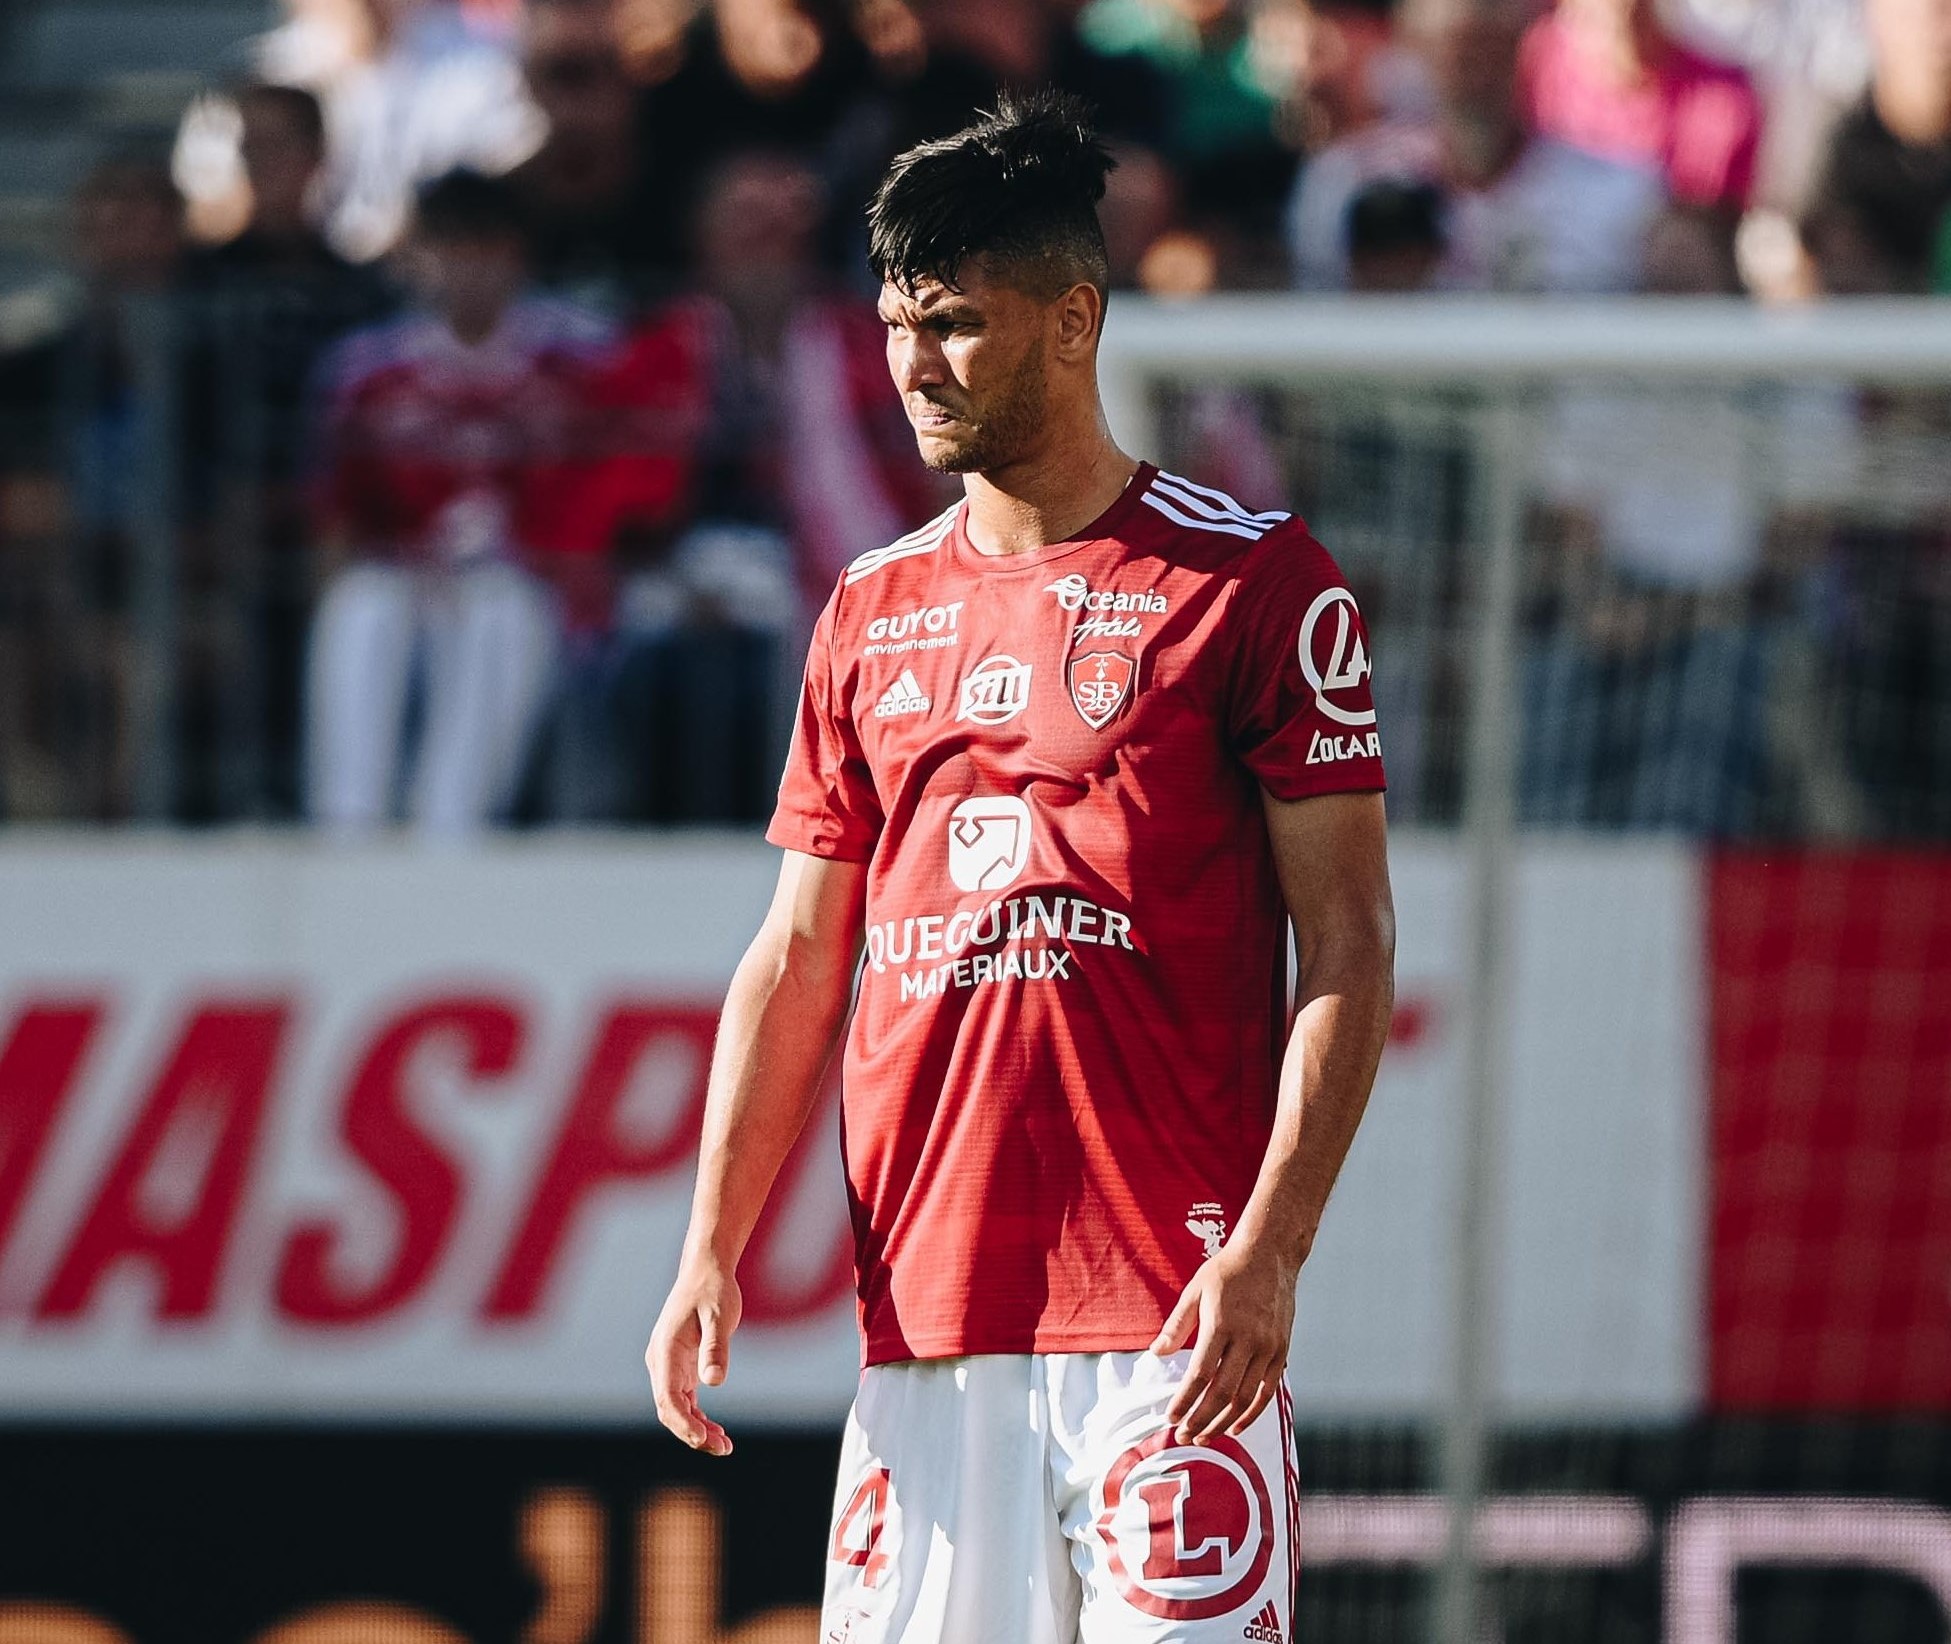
[1068,650,1136,731]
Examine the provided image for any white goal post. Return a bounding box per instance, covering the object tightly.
[1098,296,1951,1644]
[1100,296,1951,442]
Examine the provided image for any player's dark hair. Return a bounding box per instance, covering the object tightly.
[415,168,526,242]
[867,89,1115,300]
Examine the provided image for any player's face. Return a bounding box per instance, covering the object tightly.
[879,270,1054,474]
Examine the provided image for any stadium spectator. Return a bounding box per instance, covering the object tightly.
[508,0,680,315]
[184,85,395,485]
[310,0,543,260]
[631,0,893,271]
[1516,0,1763,210]
[1521,206,1800,834]
[536,308,706,821]
[587,147,945,821]
[1800,23,1951,836]
[305,170,607,833]
[909,0,1170,147]
[1818,503,1951,836]
[1302,0,1437,145]
[257,0,378,96]
[1663,0,1869,219]
[670,147,946,599]
[1803,0,1951,292]
[613,0,698,81]
[0,153,190,820]
[181,84,395,817]
[1099,138,1258,294]
[1076,0,1313,279]
[1346,176,1448,288]
[1288,0,1663,290]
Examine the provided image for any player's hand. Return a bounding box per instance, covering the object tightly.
[646,1259,741,1456]
[1151,1242,1298,1446]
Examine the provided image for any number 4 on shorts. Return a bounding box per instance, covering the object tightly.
[831,1467,892,1587]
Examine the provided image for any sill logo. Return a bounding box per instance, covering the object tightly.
[956,655,1032,725]
[947,796,1032,892]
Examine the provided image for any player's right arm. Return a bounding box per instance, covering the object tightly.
[646,847,866,1455]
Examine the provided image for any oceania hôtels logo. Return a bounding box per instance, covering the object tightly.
[1044,573,1168,615]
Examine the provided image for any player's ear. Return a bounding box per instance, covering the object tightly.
[1054,281,1103,360]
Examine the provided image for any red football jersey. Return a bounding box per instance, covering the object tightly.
[767,464,1386,1365]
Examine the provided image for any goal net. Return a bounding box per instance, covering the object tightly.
[1101,297,1951,1644]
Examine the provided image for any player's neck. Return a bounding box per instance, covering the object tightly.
[962,417,1138,558]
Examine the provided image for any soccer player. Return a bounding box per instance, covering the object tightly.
[647,91,1395,1644]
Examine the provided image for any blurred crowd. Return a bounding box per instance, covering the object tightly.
[0,0,1947,831]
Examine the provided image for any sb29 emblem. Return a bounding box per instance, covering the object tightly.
[1068,651,1135,731]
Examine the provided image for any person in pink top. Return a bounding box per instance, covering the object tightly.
[1517,0,1764,208]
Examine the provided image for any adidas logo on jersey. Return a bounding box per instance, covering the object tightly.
[874,670,932,718]
[1242,1600,1286,1643]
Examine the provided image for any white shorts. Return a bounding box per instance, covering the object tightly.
[820,1351,1298,1644]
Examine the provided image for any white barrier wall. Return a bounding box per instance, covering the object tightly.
[0,835,1699,1422]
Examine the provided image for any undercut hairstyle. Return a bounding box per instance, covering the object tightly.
[867,89,1116,300]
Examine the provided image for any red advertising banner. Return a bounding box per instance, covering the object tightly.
[0,838,1699,1420]
[1708,852,1951,1410]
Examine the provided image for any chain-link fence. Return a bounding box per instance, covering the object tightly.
[0,281,800,828]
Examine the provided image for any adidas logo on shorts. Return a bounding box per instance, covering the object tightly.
[874,669,932,718]
[1242,1600,1285,1643]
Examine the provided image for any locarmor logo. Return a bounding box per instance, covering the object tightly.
[1304,728,1381,765]
[946,796,1033,893]
[1094,1431,1274,1621]
[1297,587,1375,728]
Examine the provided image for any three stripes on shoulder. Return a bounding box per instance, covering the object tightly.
[846,505,961,585]
[843,472,1291,588]
[1139,471,1290,541]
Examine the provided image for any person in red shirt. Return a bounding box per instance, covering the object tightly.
[308,169,614,833]
[647,91,1396,1644]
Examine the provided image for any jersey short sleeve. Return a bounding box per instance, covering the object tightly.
[1225,525,1387,801]
[768,591,884,860]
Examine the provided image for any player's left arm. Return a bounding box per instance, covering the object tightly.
[1155,788,1395,1443]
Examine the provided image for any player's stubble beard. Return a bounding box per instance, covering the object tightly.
[913,343,1050,476]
